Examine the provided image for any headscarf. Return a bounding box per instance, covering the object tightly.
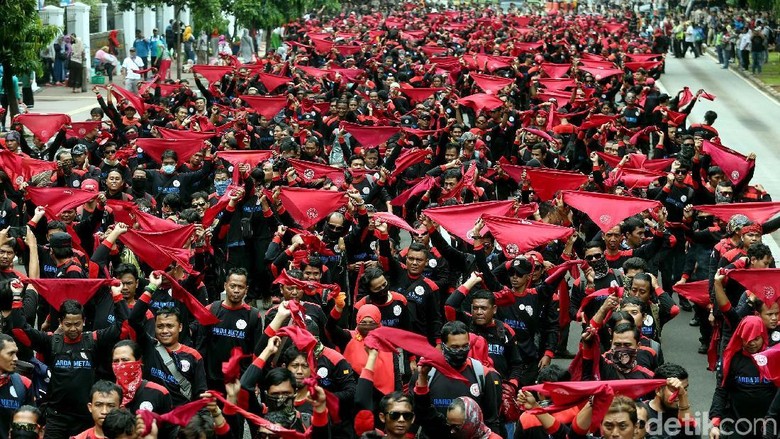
[454,397,493,439]
[721,316,768,386]
[183,26,193,41]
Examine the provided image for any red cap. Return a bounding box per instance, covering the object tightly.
[81,178,99,193]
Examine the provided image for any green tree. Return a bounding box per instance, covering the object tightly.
[232,0,339,50]
[0,0,59,118]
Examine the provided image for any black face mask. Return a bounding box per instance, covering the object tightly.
[10,430,39,439]
[265,394,296,427]
[368,286,389,304]
[132,178,146,192]
[696,216,714,229]
[591,257,609,279]
[442,344,470,369]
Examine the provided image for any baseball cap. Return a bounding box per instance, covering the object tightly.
[49,232,72,249]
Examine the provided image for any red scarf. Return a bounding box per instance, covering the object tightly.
[113,360,143,406]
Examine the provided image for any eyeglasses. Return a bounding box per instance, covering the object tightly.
[387,411,414,421]
[584,253,604,261]
[192,202,206,208]
[675,169,689,175]
[11,423,38,432]
[104,150,117,155]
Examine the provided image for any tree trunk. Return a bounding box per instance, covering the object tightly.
[2,62,20,121]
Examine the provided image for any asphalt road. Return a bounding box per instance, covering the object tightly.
[29,53,780,434]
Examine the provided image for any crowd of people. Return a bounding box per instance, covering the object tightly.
[0,1,778,439]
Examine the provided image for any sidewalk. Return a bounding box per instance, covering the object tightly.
[705,47,780,102]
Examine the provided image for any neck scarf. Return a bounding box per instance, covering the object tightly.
[113,360,143,406]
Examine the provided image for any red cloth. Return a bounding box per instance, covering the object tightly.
[256,72,293,93]
[695,202,780,224]
[672,280,712,308]
[579,114,618,130]
[66,121,101,139]
[222,347,251,384]
[278,187,348,229]
[216,150,274,181]
[239,95,289,120]
[457,93,504,112]
[522,128,556,144]
[14,113,71,141]
[700,91,716,101]
[611,168,666,189]
[113,360,143,406]
[364,326,469,384]
[727,269,780,305]
[134,210,185,232]
[25,278,113,310]
[156,127,216,141]
[595,152,673,172]
[191,65,233,83]
[561,190,661,232]
[678,86,695,108]
[390,176,435,206]
[752,343,780,386]
[545,260,585,327]
[294,65,331,79]
[119,230,193,273]
[137,399,210,436]
[158,271,220,325]
[107,84,146,115]
[211,393,308,439]
[390,148,431,178]
[423,200,520,243]
[482,214,574,257]
[372,212,422,235]
[287,158,356,187]
[26,187,97,220]
[523,379,666,427]
[470,73,514,94]
[540,63,571,78]
[201,186,238,228]
[537,78,577,91]
[133,225,196,249]
[624,61,663,72]
[399,86,445,103]
[135,138,205,165]
[0,151,58,190]
[340,122,400,147]
[702,140,754,186]
[624,53,664,61]
[721,316,767,386]
[578,66,625,80]
[286,228,335,257]
[106,199,137,225]
[499,161,587,201]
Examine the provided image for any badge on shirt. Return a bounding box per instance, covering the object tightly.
[414,286,425,296]
[644,315,654,327]
[393,305,402,316]
[755,353,768,366]
[72,180,81,187]
[772,332,780,342]
[428,259,438,268]
[470,383,481,397]
[362,186,370,195]
[180,359,191,373]
[172,180,181,188]
[317,367,329,378]
[139,401,154,412]
[680,195,687,203]
[236,319,247,330]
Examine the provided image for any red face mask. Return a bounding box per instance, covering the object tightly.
[113,360,143,406]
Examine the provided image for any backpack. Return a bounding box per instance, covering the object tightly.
[27,357,49,403]
[427,358,486,396]
[8,373,26,408]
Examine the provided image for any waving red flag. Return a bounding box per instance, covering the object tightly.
[457,93,504,112]
[288,158,352,187]
[133,225,195,249]
[294,65,331,79]
[540,63,571,78]
[156,127,216,141]
[498,161,587,201]
[372,212,422,235]
[423,200,523,242]
[107,84,146,115]
[191,65,233,83]
[678,86,695,108]
[537,78,577,91]
[470,73,514,95]
[26,278,114,310]
[66,121,101,139]
[702,140,754,185]
[390,176,435,206]
[215,150,274,181]
[624,61,663,72]
[134,210,185,232]
[135,138,205,165]
[158,271,220,326]
[26,187,97,219]
[238,95,289,120]
[399,86,444,104]
[695,202,780,224]
[256,72,293,93]
[14,113,71,141]
[340,122,400,147]
[390,148,430,178]
[119,229,194,273]
[483,214,574,257]
[578,66,625,80]
[561,190,661,232]
[579,114,618,130]
[753,344,780,386]
[727,269,780,306]
[279,187,348,229]
[0,151,58,189]
[672,280,711,308]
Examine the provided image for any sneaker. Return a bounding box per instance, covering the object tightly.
[698,344,708,354]
[679,298,693,312]
[689,315,700,326]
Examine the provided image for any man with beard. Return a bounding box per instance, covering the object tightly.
[644,363,696,439]
[127,272,207,406]
[409,321,503,436]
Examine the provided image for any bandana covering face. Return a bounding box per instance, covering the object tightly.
[606,347,638,374]
[113,360,143,406]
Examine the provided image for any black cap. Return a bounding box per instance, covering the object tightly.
[510,258,533,276]
[49,232,72,249]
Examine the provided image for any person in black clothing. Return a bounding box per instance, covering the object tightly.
[580,317,654,381]
[0,334,33,439]
[144,148,214,204]
[9,294,127,439]
[643,363,697,439]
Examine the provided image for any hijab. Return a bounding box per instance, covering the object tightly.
[721,316,768,386]
[454,397,493,439]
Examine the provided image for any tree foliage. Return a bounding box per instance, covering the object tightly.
[0,0,59,117]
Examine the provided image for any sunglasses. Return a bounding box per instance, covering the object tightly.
[675,169,689,175]
[327,224,345,232]
[104,150,117,155]
[584,253,603,261]
[386,411,414,421]
[192,202,206,208]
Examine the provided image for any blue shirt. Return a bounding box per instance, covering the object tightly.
[133,38,150,57]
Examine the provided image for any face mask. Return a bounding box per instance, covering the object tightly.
[60,162,72,174]
[162,164,176,174]
[10,430,39,439]
[214,179,231,196]
[112,360,143,406]
[715,190,732,204]
[265,394,296,427]
[368,286,389,304]
[357,321,379,337]
[442,344,470,369]
[104,157,118,166]
[609,347,637,373]
[696,216,714,229]
[591,257,609,279]
[132,178,146,191]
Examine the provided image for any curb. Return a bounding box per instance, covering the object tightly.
[705,48,780,102]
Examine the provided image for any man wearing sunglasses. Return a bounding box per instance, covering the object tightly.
[8,406,42,439]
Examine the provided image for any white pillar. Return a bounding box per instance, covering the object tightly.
[66,2,90,90]
[179,7,190,26]
[114,6,136,52]
[162,5,174,30]
[40,5,65,30]
[136,6,155,36]
[97,3,108,32]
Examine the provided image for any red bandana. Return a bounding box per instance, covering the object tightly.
[113,360,143,406]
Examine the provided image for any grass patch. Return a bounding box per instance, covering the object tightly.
[756,53,780,86]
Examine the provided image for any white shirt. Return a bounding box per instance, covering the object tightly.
[122,56,143,80]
